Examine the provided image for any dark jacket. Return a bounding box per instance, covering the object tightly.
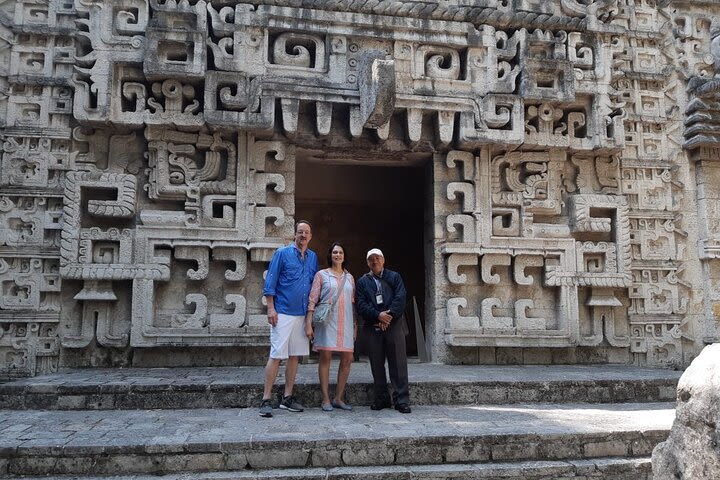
[356,268,407,332]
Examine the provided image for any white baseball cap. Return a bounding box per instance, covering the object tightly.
[366,248,384,259]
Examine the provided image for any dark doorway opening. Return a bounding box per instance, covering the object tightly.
[295,159,428,357]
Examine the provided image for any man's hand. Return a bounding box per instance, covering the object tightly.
[267,307,278,327]
[378,311,393,331]
[305,314,314,339]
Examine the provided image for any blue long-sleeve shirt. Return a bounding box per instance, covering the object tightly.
[263,243,318,315]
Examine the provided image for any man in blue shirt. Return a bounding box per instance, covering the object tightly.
[259,220,318,417]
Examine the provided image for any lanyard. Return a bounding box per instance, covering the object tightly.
[372,275,382,293]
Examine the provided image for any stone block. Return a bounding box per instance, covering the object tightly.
[522,348,553,364]
[551,348,578,364]
[583,438,628,457]
[310,447,343,467]
[0,394,24,409]
[476,386,508,404]
[55,395,87,409]
[603,347,633,364]
[594,457,651,474]
[491,440,538,460]
[246,448,309,469]
[496,348,524,365]
[447,346,480,364]
[206,392,240,408]
[444,441,491,463]
[341,444,395,466]
[585,385,613,403]
[537,436,582,459]
[395,442,443,464]
[609,383,636,402]
[9,456,95,476]
[92,454,164,475]
[160,453,225,473]
[22,395,58,409]
[425,384,479,405]
[84,394,116,409]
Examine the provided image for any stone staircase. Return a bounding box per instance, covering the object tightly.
[0,363,680,479]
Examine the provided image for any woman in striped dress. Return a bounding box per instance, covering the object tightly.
[305,242,356,411]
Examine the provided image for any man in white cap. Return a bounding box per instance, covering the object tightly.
[355,248,411,413]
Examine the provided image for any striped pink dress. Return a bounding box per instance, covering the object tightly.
[308,269,355,352]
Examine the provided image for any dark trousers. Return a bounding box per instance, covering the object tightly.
[366,325,410,406]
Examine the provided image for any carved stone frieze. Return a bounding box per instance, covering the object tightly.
[0,0,717,373]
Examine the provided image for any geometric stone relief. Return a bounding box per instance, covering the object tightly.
[129,133,294,347]
[0,0,717,373]
[435,61,691,365]
[439,148,633,349]
[436,129,692,366]
[681,6,720,346]
[0,0,75,377]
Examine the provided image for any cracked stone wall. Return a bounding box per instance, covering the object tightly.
[0,0,718,376]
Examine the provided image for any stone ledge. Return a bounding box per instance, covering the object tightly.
[0,403,674,476]
[0,364,681,410]
[4,457,653,479]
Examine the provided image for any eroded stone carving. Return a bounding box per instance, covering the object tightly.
[0,0,715,374]
[652,343,720,479]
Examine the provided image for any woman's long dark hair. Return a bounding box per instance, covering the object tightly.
[326,242,347,270]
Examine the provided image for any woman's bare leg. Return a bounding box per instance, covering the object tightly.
[318,350,332,406]
[334,351,353,404]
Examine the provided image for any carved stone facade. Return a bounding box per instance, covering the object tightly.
[0,0,718,376]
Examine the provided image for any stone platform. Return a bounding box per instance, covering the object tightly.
[2,402,674,477]
[0,363,680,479]
[0,363,681,410]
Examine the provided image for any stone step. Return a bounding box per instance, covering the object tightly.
[8,457,653,479]
[0,363,681,410]
[0,402,674,476]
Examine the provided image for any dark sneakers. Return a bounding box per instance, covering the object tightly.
[259,398,273,417]
[395,403,412,414]
[260,395,304,415]
[279,395,304,412]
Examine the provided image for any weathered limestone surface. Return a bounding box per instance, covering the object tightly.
[0,363,681,410]
[0,0,719,375]
[0,401,674,476]
[652,343,720,479]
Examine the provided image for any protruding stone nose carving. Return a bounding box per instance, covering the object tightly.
[359,53,396,129]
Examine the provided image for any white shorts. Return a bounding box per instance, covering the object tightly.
[270,313,309,359]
